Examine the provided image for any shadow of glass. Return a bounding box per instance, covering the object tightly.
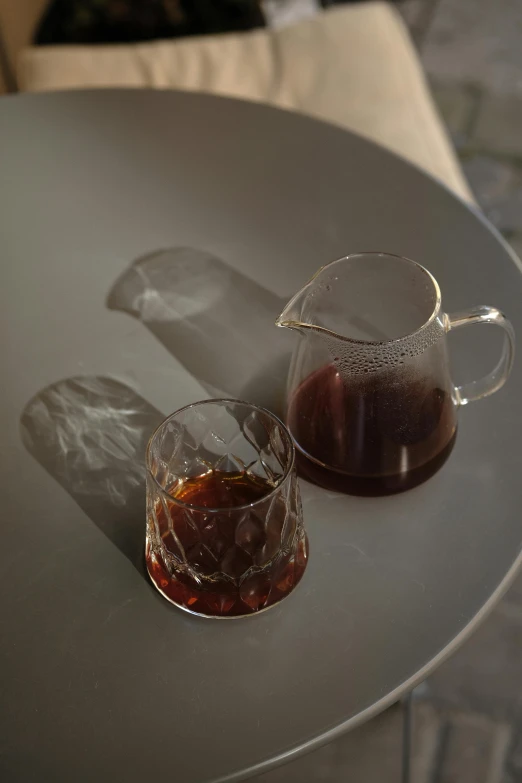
[106,248,292,417]
[20,377,163,572]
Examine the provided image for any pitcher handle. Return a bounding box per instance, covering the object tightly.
[447,306,515,406]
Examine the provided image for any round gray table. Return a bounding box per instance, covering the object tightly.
[1,90,521,783]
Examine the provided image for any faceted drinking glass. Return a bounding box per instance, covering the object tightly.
[146,399,308,618]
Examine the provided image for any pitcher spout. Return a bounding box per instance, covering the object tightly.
[275,283,314,332]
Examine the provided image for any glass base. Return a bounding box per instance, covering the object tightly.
[145,538,308,619]
[294,432,457,496]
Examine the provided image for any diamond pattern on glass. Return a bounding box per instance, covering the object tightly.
[146,400,308,617]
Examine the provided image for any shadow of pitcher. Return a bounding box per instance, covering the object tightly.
[106,248,292,417]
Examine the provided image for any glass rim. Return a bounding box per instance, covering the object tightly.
[145,398,296,513]
[305,251,442,345]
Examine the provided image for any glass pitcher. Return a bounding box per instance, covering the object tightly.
[276,252,515,496]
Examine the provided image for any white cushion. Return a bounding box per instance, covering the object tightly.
[17,2,471,200]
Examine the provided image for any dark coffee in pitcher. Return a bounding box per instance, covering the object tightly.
[278,254,513,495]
[288,364,457,496]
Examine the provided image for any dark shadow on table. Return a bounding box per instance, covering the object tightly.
[20,376,163,572]
[106,248,292,418]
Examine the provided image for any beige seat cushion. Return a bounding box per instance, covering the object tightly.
[15,2,471,200]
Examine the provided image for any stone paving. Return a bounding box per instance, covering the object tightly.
[403,0,522,261]
[257,2,522,781]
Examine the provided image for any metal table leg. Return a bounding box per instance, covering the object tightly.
[402,692,413,783]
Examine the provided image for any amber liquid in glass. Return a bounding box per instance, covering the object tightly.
[288,365,457,496]
[146,471,307,617]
